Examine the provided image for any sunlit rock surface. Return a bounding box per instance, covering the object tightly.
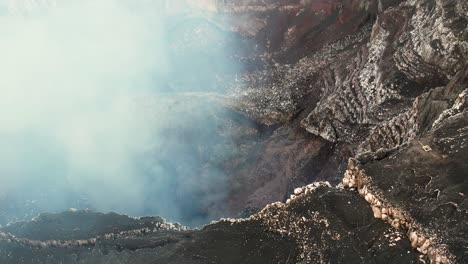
[0,0,466,263]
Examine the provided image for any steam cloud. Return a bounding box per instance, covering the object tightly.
[0,0,239,227]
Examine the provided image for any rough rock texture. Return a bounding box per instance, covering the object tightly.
[232,0,466,147]
[0,0,466,263]
[342,84,468,263]
[0,185,421,264]
[223,0,467,214]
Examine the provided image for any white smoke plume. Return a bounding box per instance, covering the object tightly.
[0,0,238,227]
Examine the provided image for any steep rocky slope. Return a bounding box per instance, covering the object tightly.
[222,0,467,217]
[0,0,466,263]
[1,97,465,263]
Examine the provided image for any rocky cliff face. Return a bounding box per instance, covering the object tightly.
[0,0,466,263]
[222,0,467,218]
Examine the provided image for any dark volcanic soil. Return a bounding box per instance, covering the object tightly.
[0,0,466,263]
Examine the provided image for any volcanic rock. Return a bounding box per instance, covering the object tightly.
[0,0,466,263]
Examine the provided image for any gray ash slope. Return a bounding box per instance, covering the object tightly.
[0,0,467,263]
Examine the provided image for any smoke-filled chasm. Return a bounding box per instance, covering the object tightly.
[0,0,241,227]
